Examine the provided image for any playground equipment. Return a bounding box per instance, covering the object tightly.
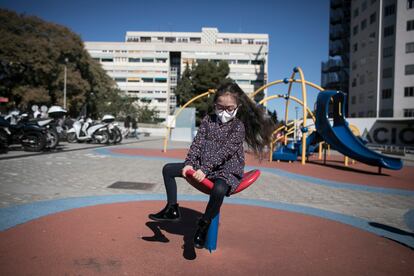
[272,131,321,162]
[257,67,323,164]
[316,91,403,170]
[185,169,261,252]
[164,67,402,171]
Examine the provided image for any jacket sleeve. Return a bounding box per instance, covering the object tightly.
[199,121,245,175]
[184,116,209,168]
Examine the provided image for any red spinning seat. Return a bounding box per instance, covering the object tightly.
[185,169,261,195]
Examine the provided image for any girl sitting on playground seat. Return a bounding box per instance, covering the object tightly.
[149,82,275,248]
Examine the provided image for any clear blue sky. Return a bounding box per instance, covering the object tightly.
[0,0,330,119]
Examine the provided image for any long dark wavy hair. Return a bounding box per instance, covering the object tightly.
[213,82,275,157]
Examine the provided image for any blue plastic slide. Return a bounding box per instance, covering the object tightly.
[315,91,403,170]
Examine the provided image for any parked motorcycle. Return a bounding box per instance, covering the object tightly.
[66,117,109,144]
[0,113,47,152]
[19,115,59,150]
[47,106,68,142]
[102,114,122,144]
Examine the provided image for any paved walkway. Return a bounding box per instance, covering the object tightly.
[0,137,413,274]
[1,137,413,232]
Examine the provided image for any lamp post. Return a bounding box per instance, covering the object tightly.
[63,58,68,109]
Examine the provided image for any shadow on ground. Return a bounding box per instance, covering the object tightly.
[369,222,414,250]
[141,207,202,260]
[308,160,389,176]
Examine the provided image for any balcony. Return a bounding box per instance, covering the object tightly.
[329,44,345,56]
[331,0,342,9]
[329,26,344,40]
[330,9,344,24]
[321,72,340,87]
[322,58,343,73]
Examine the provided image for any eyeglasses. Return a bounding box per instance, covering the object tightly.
[214,104,239,114]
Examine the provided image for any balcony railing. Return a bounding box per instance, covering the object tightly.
[322,59,343,72]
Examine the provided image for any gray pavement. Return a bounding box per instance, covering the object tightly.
[0,137,413,234]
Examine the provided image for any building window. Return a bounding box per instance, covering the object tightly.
[352,78,357,87]
[251,60,264,65]
[140,37,151,42]
[382,88,392,99]
[358,111,365,117]
[383,46,393,58]
[406,42,414,53]
[369,32,376,43]
[370,13,376,24]
[128,58,140,63]
[404,109,414,117]
[165,37,176,43]
[155,78,167,83]
[371,0,376,3]
[405,64,414,75]
[230,38,242,44]
[408,0,414,9]
[237,60,249,65]
[352,61,357,70]
[190,37,201,43]
[404,86,414,97]
[362,1,367,11]
[351,96,356,104]
[142,58,154,63]
[114,77,126,82]
[384,4,396,16]
[236,80,251,85]
[127,78,141,83]
[142,78,153,83]
[384,25,394,37]
[382,67,393,78]
[407,20,414,31]
[101,58,113,62]
[359,94,365,103]
[353,8,359,18]
[353,25,359,35]
[353,43,358,52]
[361,19,367,30]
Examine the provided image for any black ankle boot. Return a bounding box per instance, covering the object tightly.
[193,218,211,249]
[149,203,181,222]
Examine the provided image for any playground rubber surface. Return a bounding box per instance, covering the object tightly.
[1,201,413,276]
[108,148,414,191]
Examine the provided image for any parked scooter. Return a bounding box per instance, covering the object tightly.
[47,106,68,142]
[0,112,47,152]
[66,117,109,144]
[19,115,59,150]
[102,114,122,144]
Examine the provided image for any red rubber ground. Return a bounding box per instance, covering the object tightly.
[0,201,413,275]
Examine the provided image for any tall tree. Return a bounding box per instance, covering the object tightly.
[175,60,231,124]
[0,9,149,121]
[175,63,193,106]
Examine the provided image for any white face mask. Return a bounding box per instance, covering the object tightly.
[215,108,238,123]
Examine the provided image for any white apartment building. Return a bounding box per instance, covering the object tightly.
[85,27,269,121]
[349,0,414,118]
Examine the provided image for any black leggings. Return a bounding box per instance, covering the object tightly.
[162,162,229,221]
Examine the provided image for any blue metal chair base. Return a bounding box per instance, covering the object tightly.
[205,213,220,252]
